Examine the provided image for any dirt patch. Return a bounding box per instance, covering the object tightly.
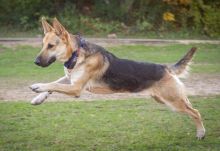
[0,74,219,102]
[1,38,220,48]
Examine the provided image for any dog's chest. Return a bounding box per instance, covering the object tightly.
[64,66,85,85]
[64,67,72,78]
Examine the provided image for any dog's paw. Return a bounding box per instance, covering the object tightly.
[196,128,205,140]
[31,92,50,105]
[29,83,48,93]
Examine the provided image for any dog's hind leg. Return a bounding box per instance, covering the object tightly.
[180,98,205,139]
[167,97,205,139]
[31,76,70,105]
[151,74,205,139]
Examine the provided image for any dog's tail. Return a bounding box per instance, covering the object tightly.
[170,47,197,78]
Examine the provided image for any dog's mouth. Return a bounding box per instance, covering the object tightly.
[35,56,56,67]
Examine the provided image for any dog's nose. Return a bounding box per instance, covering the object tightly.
[34,57,41,66]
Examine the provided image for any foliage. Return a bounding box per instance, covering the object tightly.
[0,0,219,37]
[203,8,220,37]
[163,12,175,22]
[57,3,80,34]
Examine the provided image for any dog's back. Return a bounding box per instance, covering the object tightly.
[102,53,166,92]
[83,42,196,93]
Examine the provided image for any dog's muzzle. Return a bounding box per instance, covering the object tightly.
[34,56,56,67]
[34,57,41,66]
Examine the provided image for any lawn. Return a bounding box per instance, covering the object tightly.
[0,43,220,82]
[0,96,220,150]
[0,43,220,150]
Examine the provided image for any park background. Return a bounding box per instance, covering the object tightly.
[0,0,220,150]
[0,0,220,38]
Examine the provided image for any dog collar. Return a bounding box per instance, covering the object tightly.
[64,37,85,69]
[64,51,78,69]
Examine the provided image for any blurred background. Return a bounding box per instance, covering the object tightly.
[0,0,220,39]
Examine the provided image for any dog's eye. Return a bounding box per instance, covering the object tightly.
[47,44,55,49]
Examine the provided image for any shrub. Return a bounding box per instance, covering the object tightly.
[0,0,219,37]
[203,8,220,37]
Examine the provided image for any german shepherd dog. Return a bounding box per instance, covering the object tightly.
[30,18,205,139]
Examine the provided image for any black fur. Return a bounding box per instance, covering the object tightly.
[82,41,166,92]
[102,53,166,92]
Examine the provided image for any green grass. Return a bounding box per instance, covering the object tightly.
[0,44,219,150]
[109,44,220,64]
[0,26,217,40]
[0,27,40,38]
[109,44,220,73]
[0,96,220,150]
[0,45,63,81]
[0,44,219,82]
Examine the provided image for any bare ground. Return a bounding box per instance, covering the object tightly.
[1,38,220,47]
[0,74,220,102]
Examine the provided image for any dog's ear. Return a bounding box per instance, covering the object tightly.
[41,17,53,34]
[52,18,68,36]
[52,18,71,44]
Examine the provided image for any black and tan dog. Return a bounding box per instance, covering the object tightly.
[30,18,205,139]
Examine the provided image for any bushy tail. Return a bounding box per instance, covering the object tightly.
[170,47,197,78]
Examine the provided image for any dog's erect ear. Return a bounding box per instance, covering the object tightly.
[41,17,53,34]
[52,18,67,36]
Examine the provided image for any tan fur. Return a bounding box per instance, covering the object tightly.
[41,17,54,34]
[30,18,205,139]
[87,86,115,94]
[40,18,78,63]
[149,70,205,139]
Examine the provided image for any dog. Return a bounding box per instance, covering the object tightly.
[30,18,205,139]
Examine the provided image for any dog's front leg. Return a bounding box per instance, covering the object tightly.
[31,55,102,99]
[31,76,70,105]
[30,68,92,97]
[30,82,82,96]
[31,92,51,105]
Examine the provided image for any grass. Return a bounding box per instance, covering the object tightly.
[0,96,220,150]
[0,44,219,82]
[0,45,63,82]
[0,43,219,150]
[0,27,40,38]
[0,26,218,40]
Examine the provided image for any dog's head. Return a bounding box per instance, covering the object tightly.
[35,18,76,67]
